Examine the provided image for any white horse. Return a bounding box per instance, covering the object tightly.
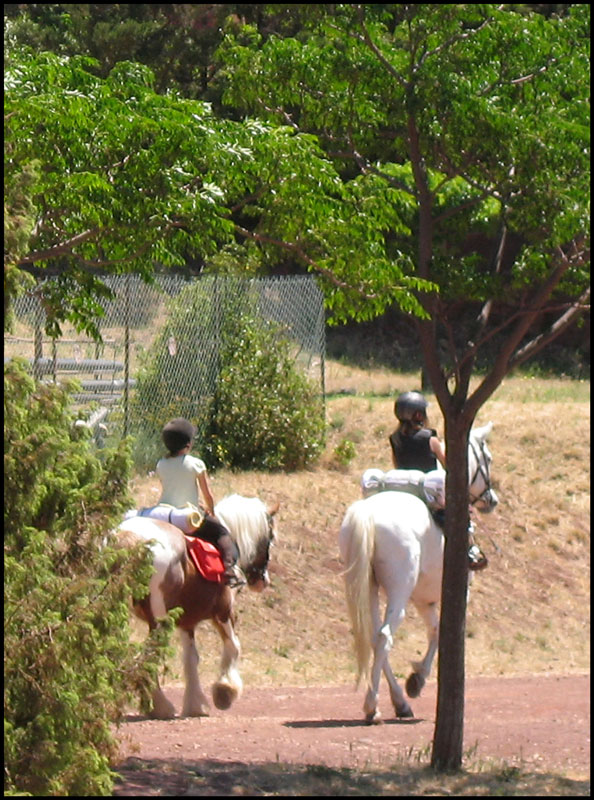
[338,423,498,724]
[116,494,278,719]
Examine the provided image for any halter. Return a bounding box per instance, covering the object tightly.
[468,436,494,506]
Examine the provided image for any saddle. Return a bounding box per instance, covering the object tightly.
[184,536,226,583]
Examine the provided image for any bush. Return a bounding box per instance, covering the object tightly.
[202,313,326,470]
[4,359,172,796]
[130,281,326,472]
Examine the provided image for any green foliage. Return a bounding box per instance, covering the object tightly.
[203,314,326,471]
[4,359,172,796]
[5,41,436,341]
[4,4,236,99]
[331,438,357,468]
[3,160,39,330]
[130,280,325,472]
[218,4,589,370]
[4,49,242,337]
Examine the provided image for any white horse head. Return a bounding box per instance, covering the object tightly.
[468,422,498,513]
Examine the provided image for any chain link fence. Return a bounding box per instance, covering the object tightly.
[5,274,326,447]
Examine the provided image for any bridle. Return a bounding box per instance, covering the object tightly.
[468,436,494,507]
[243,511,275,586]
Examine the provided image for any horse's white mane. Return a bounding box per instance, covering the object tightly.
[215,494,270,567]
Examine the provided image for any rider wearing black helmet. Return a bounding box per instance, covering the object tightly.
[390,391,446,472]
[389,392,488,570]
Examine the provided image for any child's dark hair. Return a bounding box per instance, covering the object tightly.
[162,417,195,454]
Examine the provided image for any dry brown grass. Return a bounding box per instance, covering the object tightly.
[128,363,590,690]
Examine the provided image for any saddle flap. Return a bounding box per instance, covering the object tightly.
[184,535,225,583]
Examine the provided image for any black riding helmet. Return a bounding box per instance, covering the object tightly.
[162,417,196,454]
[394,391,428,426]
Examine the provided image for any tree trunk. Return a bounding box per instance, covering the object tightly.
[431,421,471,771]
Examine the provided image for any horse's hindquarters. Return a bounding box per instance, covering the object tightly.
[339,492,442,723]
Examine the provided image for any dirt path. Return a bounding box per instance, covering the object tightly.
[113,673,589,795]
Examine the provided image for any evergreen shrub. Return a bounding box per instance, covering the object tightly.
[4,359,173,796]
[203,312,326,470]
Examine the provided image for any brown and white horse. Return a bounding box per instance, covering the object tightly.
[116,494,278,719]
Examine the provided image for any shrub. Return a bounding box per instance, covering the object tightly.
[4,359,172,796]
[202,313,326,470]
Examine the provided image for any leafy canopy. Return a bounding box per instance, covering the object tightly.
[5,46,433,339]
[217,4,589,391]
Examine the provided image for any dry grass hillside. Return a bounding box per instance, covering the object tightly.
[129,363,590,690]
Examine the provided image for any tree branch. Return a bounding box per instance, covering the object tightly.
[509,287,590,370]
[351,5,408,90]
[416,11,497,70]
[20,228,103,264]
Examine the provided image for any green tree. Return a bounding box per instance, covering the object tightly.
[4,3,235,99]
[4,50,233,338]
[215,3,590,770]
[6,47,421,339]
[4,359,173,795]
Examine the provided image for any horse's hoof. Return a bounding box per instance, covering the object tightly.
[212,683,238,710]
[405,671,425,698]
[365,711,383,725]
[149,708,176,720]
[396,704,415,719]
[182,707,210,718]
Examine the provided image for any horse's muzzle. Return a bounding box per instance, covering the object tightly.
[248,571,271,593]
[476,489,499,513]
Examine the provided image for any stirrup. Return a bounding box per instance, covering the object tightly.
[224,565,247,589]
[468,544,488,571]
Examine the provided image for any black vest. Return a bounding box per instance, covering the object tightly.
[389,427,438,473]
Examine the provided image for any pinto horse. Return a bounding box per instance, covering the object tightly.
[338,423,498,724]
[116,494,278,719]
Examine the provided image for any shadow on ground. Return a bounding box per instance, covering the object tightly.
[113,756,590,797]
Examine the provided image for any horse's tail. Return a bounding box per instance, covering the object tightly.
[339,499,376,687]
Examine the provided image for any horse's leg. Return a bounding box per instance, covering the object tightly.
[138,605,177,720]
[382,660,414,719]
[363,582,384,724]
[179,627,211,717]
[364,585,414,723]
[374,584,414,719]
[406,599,439,698]
[151,678,177,720]
[210,615,243,710]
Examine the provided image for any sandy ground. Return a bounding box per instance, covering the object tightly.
[113,673,590,795]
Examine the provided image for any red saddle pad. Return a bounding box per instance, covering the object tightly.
[185,536,225,583]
